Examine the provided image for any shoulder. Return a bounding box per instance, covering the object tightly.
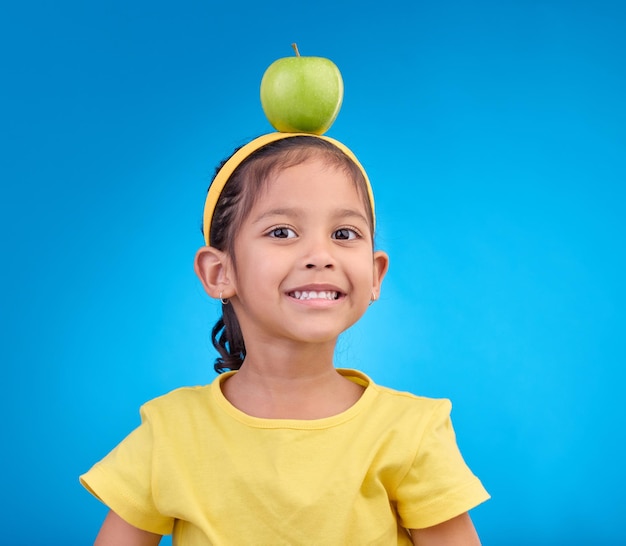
[342,368,451,410]
[373,383,454,440]
[144,383,212,407]
[374,380,449,405]
[138,381,216,425]
[340,368,453,429]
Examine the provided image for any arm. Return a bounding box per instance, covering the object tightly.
[410,512,481,546]
[94,510,162,546]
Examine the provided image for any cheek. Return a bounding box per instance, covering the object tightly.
[349,258,376,292]
[237,253,285,288]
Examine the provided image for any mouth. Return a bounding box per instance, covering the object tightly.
[287,290,342,301]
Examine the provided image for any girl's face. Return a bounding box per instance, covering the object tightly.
[227,155,388,349]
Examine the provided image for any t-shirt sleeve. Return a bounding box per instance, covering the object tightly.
[79,404,174,536]
[395,399,490,530]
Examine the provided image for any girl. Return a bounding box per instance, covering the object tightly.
[81,132,489,545]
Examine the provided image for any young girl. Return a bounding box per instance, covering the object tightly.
[81,132,489,545]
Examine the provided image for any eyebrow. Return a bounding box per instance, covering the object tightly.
[252,207,369,225]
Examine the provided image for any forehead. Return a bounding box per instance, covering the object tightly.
[254,157,367,212]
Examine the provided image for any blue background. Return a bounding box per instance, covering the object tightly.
[1,1,624,544]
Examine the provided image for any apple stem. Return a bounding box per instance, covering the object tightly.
[291,43,300,57]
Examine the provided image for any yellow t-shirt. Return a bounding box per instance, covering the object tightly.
[80,369,489,545]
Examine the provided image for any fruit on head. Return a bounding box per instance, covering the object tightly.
[260,44,344,135]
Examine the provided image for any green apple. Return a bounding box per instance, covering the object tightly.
[260,44,344,135]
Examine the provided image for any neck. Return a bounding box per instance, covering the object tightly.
[241,338,336,379]
[220,340,363,419]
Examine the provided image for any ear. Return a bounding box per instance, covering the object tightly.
[371,250,390,300]
[194,246,236,299]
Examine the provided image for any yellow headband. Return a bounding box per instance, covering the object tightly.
[202,132,375,246]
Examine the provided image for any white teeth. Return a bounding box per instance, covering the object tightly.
[291,290,339,300]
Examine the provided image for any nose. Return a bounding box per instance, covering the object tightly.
[303,235,335,270]
[306,262,333,269]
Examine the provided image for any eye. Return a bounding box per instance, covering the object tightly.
[267,226,297,239]
[332,228,360,241]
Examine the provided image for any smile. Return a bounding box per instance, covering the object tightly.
[288,290,341,301]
